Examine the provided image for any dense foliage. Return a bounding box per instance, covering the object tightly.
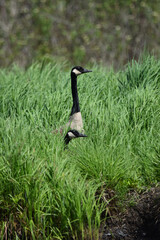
[0,0,160,68]
[0,55,160,239]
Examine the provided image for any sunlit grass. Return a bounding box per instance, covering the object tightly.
[0,55,160,239]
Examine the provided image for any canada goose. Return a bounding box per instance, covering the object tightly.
[54,66,92,145]
[64,129,87,145]
[68,66,92,131]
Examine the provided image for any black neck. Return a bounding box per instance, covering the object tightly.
[70,72,80,116]
[64,134,70,145]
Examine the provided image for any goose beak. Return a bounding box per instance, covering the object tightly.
[79,133,87,137]
[82,69,92,74]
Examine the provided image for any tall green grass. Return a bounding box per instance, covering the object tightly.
[0,55,160,239]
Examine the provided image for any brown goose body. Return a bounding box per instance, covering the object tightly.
[68,112,83,131]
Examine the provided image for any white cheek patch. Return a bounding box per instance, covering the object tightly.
[68,132,76,138]
[72,69,82,75]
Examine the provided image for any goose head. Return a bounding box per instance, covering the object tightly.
[71,66,92,76]
[64,129,87,145]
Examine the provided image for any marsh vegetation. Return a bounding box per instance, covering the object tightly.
[0,55,160,239]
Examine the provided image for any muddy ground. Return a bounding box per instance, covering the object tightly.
[101,187,160,240]
[1,187,160,239]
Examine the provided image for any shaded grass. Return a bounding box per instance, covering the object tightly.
[0,54,160,239]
